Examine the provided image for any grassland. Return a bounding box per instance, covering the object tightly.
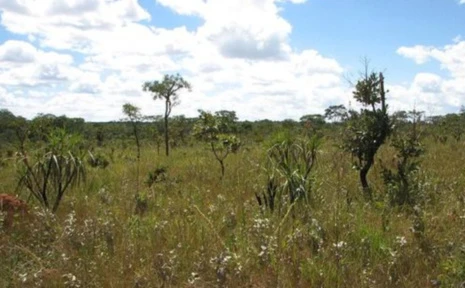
[1,136,465,287]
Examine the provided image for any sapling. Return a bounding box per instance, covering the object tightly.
[193,110,241,180]
[381,109,424,208]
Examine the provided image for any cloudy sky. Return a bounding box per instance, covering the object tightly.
[0,0,464,121]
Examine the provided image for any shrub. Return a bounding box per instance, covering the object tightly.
[256,132,321,213]
[145,166,168,188]
[87,151,110,169]
[381,112,424,208]
[17,129,86,213]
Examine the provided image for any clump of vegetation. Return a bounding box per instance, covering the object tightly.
[342,70,391,199]
[87,151,110,169]
[3,70,465,287]
[145,166,168,187]
[134,191,149,216]
[256,131,321,213]
[382,110,424,208]
[193,110,241,179]
[17,129,86,213]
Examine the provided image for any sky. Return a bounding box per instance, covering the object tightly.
[0,0,464,122]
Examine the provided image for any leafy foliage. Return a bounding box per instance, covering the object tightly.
[87,151,110,169]
[122,103,143,159]
[145,166,168,188]
[381,111,424,208]
[300,114,326,133]
[342,72,392,198]
[256,131,321,213]
[143,74,191,156]
[193,110,241,179]
[324,105,348,123]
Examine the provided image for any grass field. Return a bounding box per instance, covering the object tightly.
[1,136,465,287]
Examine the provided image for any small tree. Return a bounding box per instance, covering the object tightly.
[300,114,325,134]
[17,129,85,213]
[193,110,241,179]
[143,74,191,156]
[122,104,143,162]
[381,110,424,208]
[343,70,392,199]
[144,115,164,155]
[215,110,238,133]
[122,103,143,191]
[324,105,348,123]
[171,115,193,146]
[13,116,29,153]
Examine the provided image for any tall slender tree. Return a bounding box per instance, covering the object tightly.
[122,103,143,193]
[122,104,142,160]
[143,74,191,156]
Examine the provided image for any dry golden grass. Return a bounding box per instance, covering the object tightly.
[1,137,465,287]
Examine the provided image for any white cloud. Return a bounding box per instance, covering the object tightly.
[69,72,102,94]
[0,40,78,87]
[158,0,298,60]
[0,40,36,63]
[2,0,463,122]
[397,45,434,64]
[0,0,354,121]
[398,41,465,78]
[412,73,443,94]
[395,40,465,113]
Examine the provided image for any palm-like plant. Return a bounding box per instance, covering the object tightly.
[256,132,321,213]
[17,129,85,213]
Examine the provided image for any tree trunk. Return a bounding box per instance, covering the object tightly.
[360,160,373,200]
[164,115,169,156]
[219,159,225,180]
[360,168,369,189]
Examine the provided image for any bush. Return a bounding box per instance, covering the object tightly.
[87,151,110,169]
[17,129,86,213]
[145,166,168,188]
[256,132,321,213]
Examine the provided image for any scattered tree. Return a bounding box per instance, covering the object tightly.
[342,70,392,199]
[300,114,326,133]
[143,74,191,156]
[193,110,241,179]
[122,103,143,163]
[324,105,348,123]
[381,109,424,208]
[122,103,143,191]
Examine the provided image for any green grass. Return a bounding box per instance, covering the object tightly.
[1,138,465,287]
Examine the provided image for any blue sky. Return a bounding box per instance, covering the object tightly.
[0,0,464,121]
[284,0,465,79]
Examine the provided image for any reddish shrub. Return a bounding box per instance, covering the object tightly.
[0,194,29,229]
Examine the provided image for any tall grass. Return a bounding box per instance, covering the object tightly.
[1,137,465,287]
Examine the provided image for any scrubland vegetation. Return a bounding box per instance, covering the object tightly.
[1,72,465,287]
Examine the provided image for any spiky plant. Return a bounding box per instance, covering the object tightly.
[17,128,85,213]
[257,131,321,213]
